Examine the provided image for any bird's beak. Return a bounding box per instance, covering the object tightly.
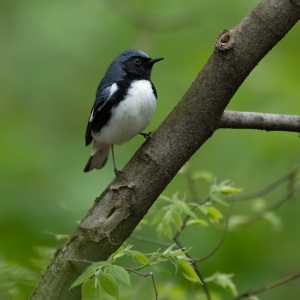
[148,57,165,65]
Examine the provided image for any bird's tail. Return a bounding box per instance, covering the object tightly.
[84,143,110,172]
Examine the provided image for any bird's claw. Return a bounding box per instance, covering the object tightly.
[140,131,154,140]
[114,167,125,177]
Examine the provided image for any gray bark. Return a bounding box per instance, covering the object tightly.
[221,111,300,132]
[30,0,300,299]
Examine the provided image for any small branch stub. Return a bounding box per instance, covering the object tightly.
[215,29,235,51]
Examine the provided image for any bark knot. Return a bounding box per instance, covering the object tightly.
[215,29,234,51]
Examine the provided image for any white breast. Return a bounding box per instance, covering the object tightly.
[95,80,157,145]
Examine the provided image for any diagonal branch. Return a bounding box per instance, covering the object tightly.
[234,272,300,300]
[221,110,300,132]
[228,166,300,202]
[30,1,300,299]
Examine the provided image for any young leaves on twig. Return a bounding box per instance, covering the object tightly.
[71,244,201,299]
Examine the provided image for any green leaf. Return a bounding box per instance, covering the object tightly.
[71,267,95,289]
[192,171,213,183]
[151,264,171,275]
[148,251,169,265]
[264,212,282,231]
[220,187,242,194]
[252,198,267,212]
[205,272,237,296]
[99,273,119,299]
[112,244,133,260]
[151,208,168,225]
[186,218,209,227]
[228,215,250,231]
[71,263,106,289]
[162,244,177,255]
[81,279,101,300]
[106,265,130,286]
[159,194,173,202]
[162,245,192,264]
[209,180,242,205]
[214,180,243,195]
[197,205,208,215]
[217,274,237,296]
[166,249,186,260]
[207,206,224,223]
[248,296,260,300]
[171,210,183,230]
[176,201,197,219]
[178,260,202,284]
[157,219,173,240]
[210,194,228,206]
[127,250,149,265]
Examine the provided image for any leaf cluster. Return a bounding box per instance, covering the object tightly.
[71,244,201,299]
[72,169,247,299]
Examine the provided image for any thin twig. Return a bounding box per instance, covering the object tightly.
[173,165,213,299]
[126,269,158,300]
[233,183,299,228]
[227,167,300,202]
[195,204,232,263]
[129,235,174,248]
[172,214,191,242]
[173,236,211,300]
[234,272,300,300]
[224,167,300,229]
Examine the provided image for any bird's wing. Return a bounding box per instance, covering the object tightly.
[85,85,116,146]
[85,85,113,146]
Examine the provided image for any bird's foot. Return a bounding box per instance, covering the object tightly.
[140,131,154,140]
[114,167,125,178]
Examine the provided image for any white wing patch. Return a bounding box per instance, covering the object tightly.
[93,80,156,145]
[89,108,94,122]
[88,83,119,123]
[108,83,118,98]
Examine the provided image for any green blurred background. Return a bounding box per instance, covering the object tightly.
[1,0,299,299]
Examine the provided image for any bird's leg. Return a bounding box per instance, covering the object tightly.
[139,131,154,140]
[111,145,124,177]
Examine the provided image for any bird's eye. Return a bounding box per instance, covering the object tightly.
[134,58,141,65]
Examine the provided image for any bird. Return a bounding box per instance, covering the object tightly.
[83,49,164,175]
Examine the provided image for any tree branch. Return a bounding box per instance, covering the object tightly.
[234,272,300,300]
[221,111,300,132]
[30,1,300,299]
[228,166,299,202]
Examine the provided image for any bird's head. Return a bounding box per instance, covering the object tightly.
[102,50,164,85]
[118,49,164,80]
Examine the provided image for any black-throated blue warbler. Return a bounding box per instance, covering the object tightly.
[84,49,164,174]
